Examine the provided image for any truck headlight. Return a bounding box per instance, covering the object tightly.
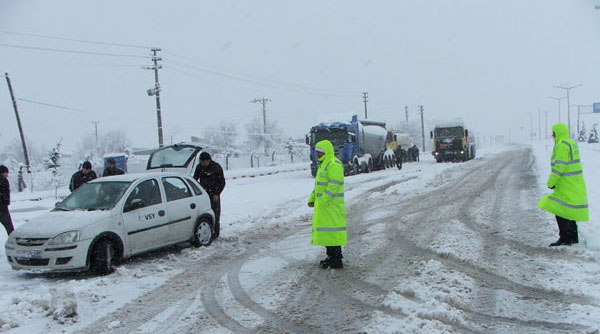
[48,231,80,245]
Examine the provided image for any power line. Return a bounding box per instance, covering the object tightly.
[163,57,358,97]
[0,43,149,59]
[16,98,85,113]
[0,30,150,49]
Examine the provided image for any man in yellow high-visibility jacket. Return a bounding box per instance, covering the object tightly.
[538,122,589,246]
[308,140,347,269]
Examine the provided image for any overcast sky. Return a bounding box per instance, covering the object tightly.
[1,0,600,152]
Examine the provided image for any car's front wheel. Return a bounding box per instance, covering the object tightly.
[90,239,115,275]
[192,218,213,247]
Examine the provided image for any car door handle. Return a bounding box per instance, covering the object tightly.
[190,203,196,209]
[158,210,165,217]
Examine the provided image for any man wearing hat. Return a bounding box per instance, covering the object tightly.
[0,165,14,236]
[103,157,125,177]
[193,152,226,239]
[69,161,98,192]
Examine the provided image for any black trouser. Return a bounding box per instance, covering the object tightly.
[326,246,343,259]
[556,215,578,244]
[0,208,14,236]
[211,197,221,238]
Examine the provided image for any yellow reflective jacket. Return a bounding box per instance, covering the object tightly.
[538,123,589,221]
[308,140,347,246]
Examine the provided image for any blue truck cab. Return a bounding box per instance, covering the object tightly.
[306,115,360,176]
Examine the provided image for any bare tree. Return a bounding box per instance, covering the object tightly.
[75,129,131,160]
[245,117,282,153]
[1,138,45,167]
[199,121,238,150]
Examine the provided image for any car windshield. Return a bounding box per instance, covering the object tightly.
[435,127,464,138]
[313,129,348,147]
[147,146,199,169]
[56,181,132,211]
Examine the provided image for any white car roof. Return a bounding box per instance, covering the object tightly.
[89,172,194,183]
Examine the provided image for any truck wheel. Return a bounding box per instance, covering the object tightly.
[352,159,360,174]
[192,217,213,247]
[90,239,116,276]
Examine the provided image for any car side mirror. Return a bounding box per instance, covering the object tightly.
[125,198,144,212]
[429,131,433,139]
[465,130,469,137]
[305,135,310,145]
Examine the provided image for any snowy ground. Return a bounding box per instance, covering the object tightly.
[0,143,598,333]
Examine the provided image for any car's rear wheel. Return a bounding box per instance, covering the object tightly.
[90,239,115,275]
[192,218,213,247]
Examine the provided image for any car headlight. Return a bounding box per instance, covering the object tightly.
[6,235,16,245]
[48,231,80,245]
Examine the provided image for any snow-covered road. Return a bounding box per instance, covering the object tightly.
[1,144,599,333]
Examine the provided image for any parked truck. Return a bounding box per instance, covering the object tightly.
[430,119,476,162]
[306,115,402,176]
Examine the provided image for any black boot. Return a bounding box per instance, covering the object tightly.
[319,257,331,268]
[549,239,569,247]
[328,258,343,269]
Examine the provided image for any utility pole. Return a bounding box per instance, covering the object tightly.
[405,105,409,123]
[548,96,566,123]
[419,105,425,151]
[537,108,541,141]
[92,121,99,148]
[554,84,582,138]
[4,73,31,172]
[542,110,551,139]
[527,112,533,141]
[577,105,581,138]
[251,97,271,135]
[144,47,164,147]
[362,92,368,119]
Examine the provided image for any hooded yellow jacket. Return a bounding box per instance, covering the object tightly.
[538,123,589,221]
[308,140,347,246]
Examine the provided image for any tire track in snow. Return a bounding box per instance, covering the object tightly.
[330,148,595,332]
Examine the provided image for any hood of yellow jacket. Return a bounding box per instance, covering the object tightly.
[552,122,569,142]
[315,140,334,162]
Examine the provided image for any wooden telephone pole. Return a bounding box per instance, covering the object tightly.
[4,73,31,172]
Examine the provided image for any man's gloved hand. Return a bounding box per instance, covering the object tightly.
[308,202,314,208]
[549,186,555,190]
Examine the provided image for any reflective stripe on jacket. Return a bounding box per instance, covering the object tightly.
[308,140,348,246]
[538,123,588,221]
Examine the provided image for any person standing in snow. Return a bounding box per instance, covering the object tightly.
[193,152,226,240]
[412,144,419,162]
[538,122,589,246]
[0,165,14,236]
[102,158,125,177]
[69,161,97,192]
[308,140,347,269]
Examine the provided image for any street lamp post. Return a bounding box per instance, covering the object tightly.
[554,84,582,138]
[548,96,566,124]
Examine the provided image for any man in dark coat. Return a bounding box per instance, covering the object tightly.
[193,152,226,239]
[103,158,125,177]
[69,161,98,192]
[412,144,420,162]
[0,165,14,236]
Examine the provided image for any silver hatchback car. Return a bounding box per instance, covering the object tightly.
[5,172,215,275]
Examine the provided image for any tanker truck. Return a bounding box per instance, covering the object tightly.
[305,115,402,176]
